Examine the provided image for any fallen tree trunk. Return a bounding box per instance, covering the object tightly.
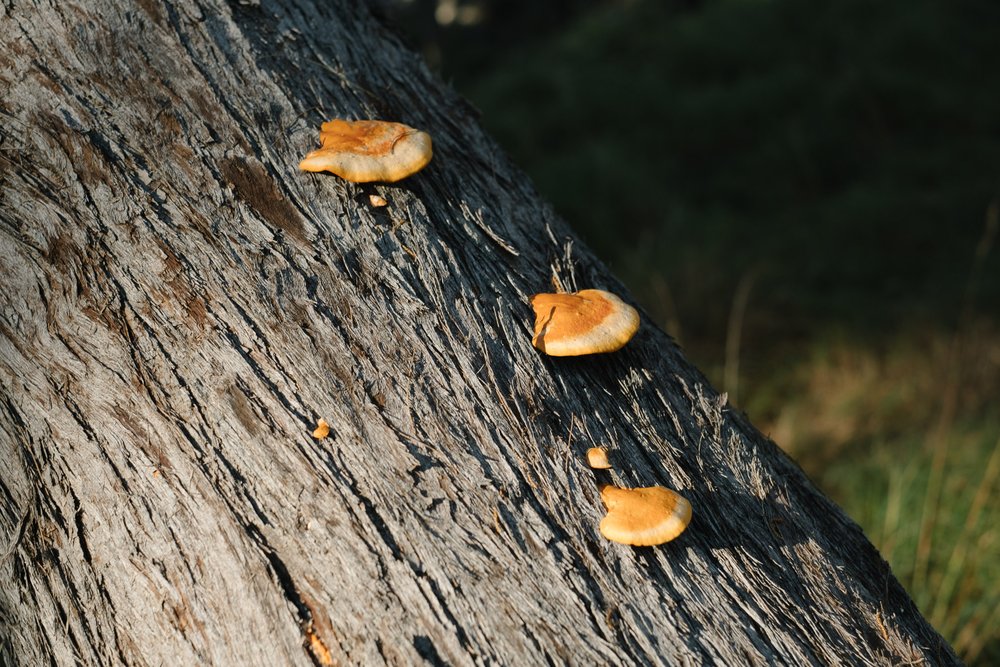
[0,1,958,664]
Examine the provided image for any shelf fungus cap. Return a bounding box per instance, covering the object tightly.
[531,289,639,356]
[599,485,692,546]
[299,119,433,182]
[586,447,612,470]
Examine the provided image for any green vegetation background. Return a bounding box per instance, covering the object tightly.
[388,0,999,661]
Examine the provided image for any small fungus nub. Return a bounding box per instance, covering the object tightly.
[312,419,330,439]
[586,447,612,470]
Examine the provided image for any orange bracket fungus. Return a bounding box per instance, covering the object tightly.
[530,289,639,356]
[586,447,612,470]
[599,485,692,546]
[299,119,433,182]
[312,419,330,440]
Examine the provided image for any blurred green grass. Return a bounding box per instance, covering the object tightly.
[390,0,1000,661]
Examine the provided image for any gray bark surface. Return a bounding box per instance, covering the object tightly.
[0,1,958,665]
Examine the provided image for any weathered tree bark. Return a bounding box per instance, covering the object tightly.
[0,1,958,665]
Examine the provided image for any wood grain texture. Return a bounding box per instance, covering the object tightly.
[0,1,958,665]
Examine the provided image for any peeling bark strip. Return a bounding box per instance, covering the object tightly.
[0,1,957,665]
